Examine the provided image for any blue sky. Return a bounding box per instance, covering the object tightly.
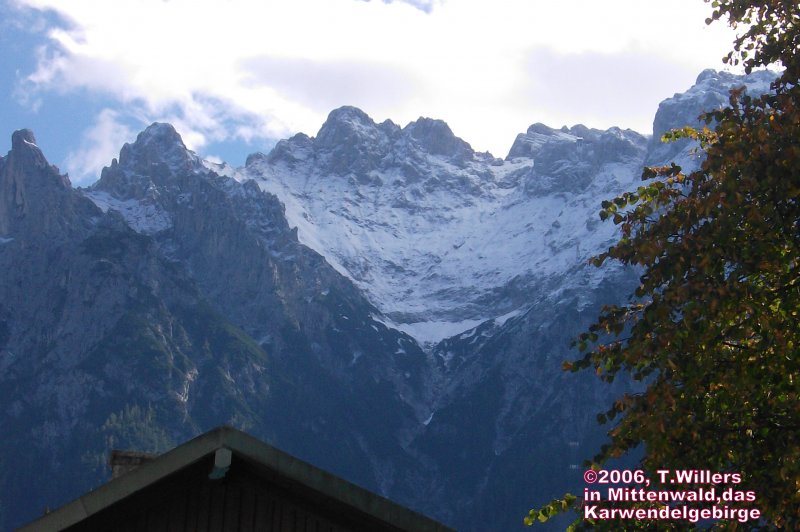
[2,0,739,186]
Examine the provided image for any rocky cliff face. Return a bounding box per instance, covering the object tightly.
[89,123,434,419]
[0,127,284,527]
[0,70,776,531]
[0,124,430,529]
[0,129,81,236]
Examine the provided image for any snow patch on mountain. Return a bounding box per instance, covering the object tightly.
[202,158,240,179]
[84,189,172,234]
[379,316,487,349]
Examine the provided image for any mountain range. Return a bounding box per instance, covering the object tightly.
[0,69,775,531]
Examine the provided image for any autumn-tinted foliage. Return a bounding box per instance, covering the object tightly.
[526,1,800,529]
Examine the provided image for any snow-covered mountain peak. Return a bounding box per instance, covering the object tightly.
[244,105,650,344]
[115,122,202,180]
[506,122,583,159]
[273,105,400,179]
[645,68,777,166]
[652,69,776,140]
[91,122,209,200]
[403,117,474,161]
[86,123,215,235]
[503,122,647,197]
[315,105,387,148]
[693,68,775,92]
[506,122,645,163]
[258,106,488,184]
[260,133,314,168]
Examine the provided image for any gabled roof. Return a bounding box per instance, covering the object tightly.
[21,426,453,532]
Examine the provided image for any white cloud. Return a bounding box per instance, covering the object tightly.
[15,0,741,175]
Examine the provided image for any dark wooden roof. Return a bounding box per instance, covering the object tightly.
[20,426,454,532]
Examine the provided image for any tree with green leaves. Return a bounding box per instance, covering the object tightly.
[526,1,800,529]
